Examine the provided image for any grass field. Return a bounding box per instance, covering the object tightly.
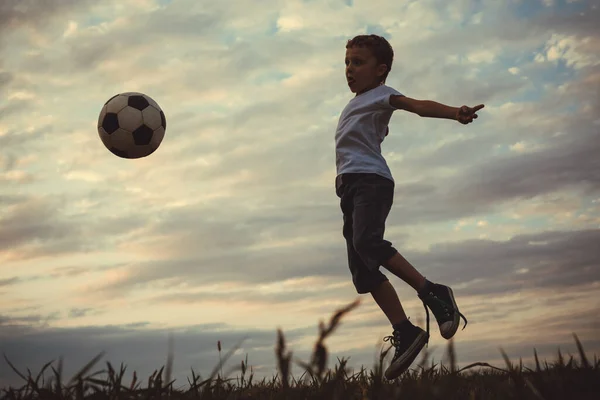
[2,299,598,399]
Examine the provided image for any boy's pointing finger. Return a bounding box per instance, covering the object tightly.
[473,104,485,112]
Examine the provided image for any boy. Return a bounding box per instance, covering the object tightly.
[335,34,482,380]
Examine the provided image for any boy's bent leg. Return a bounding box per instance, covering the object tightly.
[371,280,407,325]
[344,175,429,380]
[382,252,426,292]
[383,252,469,339]
[345,233,389,294]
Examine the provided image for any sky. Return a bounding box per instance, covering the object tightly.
[1,0,599,389]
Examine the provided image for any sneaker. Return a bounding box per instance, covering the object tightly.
[418,282,468,340]
[383,324,429,380]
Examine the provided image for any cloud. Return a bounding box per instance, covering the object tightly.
[404,228,600,296]
[0,0,96,33]
[446,127,600,207]
[1,292,598,389]
[68,308,94,318]
[0,318,313,389]
[0,197,81,255]
[0,0,599,391]
[0,277,19,287]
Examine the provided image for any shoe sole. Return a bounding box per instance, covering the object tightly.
[384,330,429,380]
[441,286,460,340]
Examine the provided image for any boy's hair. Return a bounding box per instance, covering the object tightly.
[346,34,394,84]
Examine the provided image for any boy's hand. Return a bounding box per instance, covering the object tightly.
[456,104,484,125]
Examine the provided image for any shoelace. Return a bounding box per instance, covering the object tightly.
[420,294,468,339]
[382,332,402,357]
[383,317,413,356]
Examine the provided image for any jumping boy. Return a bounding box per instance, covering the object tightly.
[335,34,483,380]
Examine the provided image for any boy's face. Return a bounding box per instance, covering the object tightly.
[345,46,388,95]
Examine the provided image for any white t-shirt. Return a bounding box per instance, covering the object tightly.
[335,84,403,184]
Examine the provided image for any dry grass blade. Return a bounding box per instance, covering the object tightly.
[557,349,564,367]
[313,298,360,384]
[276,328,293,390]
[447,338,457,374]
[130,371,138,390]
[2,354,28,383]
[499,348,513,372]
[457,362,507,374]
[534,348,542,372]
[312,339,327,382]
[207,336,248,382]
[34,360,55,389]
[67,351,105,386]
[1,299,597,400]
[50,356,63,396]
[573,333,590,369]
[322,298,361,338]
[523,376,546,400]
[565,354,574,369]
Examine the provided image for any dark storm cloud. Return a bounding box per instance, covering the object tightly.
[402,228,600,297]
[93,206,600,302]
[2,298,598,390]
[386,116,600,225]
[0,319,317,389]
[447,127,600,207]
[0,312,61,327]
[538,3,600,37]
[400,1,599,57]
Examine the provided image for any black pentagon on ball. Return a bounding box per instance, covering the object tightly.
[160,110,166,129]
[128,95,149,111]
[109,147,128,158]
[132,124,153,145]
[102,112,119,134]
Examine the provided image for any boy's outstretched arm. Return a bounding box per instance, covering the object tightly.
[390,95,484,125]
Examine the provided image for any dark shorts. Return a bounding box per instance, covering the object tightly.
[335,173,397,294]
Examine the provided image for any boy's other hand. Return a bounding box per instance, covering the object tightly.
[456,104,484,125]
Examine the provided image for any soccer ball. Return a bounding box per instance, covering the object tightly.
[97,92,166,159]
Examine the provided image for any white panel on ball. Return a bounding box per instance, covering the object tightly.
[142,107,162,130]
[105,95,129,113]
[151,126,165,148]
[117,107,143,132]
[110,128,135,152]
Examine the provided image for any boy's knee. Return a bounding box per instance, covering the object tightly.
[353,236,396,268]
[354,273,388,294]
[353,236,379,260]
